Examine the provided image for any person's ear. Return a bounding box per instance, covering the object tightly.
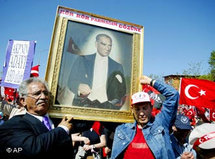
[19,97,27,107]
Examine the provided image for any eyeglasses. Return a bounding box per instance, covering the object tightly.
[26,90,49,99]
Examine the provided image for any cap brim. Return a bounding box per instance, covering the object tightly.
[176,125,192,130]
[132,101,151,105]
[199,138,215,149]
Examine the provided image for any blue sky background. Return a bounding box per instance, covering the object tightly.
[0,0,215,78]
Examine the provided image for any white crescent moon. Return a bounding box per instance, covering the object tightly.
[185,84,199,99]
[187,110,193,116]
[212,112,215,119]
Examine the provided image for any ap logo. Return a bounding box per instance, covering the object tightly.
[6,147,23,153]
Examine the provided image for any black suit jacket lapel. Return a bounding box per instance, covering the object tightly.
[84,53,96,87]
[23,113,49,134]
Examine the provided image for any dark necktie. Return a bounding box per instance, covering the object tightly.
[42,116,52,130]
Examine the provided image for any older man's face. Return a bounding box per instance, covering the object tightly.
[96,36,112,57]
[24,82,50,116]
[132,102,152,127]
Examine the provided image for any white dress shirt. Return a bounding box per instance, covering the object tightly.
[27,112,69,134]
[88,53,108,103]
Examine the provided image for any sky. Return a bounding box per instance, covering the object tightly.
[0,0,215,79]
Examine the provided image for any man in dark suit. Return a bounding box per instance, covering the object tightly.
[67,33,126,110]
[0,78,73,159]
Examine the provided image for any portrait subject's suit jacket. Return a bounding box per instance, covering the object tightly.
[68,53,126,104]
[0,113,73,159]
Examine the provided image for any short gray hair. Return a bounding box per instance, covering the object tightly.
[18,77,49,98]
[96,34,112,43]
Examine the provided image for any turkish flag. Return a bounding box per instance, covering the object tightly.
[67,37,82,55]
[210,109,215,121]
[185,108,195,119]
[196,106,210,123]
[179,78,215,109]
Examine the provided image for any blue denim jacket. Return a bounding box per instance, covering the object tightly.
[111,80,179,159]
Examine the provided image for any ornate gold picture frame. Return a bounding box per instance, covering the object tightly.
[45,6,144,123]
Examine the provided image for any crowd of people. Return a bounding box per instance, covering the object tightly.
[0,75,215,159]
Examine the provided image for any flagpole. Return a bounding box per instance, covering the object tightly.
[179,77,182,95]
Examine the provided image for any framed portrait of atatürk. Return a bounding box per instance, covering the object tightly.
[45,6,144,123]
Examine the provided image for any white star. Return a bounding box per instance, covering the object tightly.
[199,90,206,96]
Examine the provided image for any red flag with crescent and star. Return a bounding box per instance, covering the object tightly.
[179,78,215,109]
[209,109,215,121]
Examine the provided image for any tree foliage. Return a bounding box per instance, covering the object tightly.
[208,50,215,81]
[182,61,202,76]
[180,50,215,82]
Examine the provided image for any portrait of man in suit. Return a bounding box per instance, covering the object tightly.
[56,21,133,111]
[67,33,126,110]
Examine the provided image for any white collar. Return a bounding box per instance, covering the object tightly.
[27,112,49,122]
[96,52,108,61]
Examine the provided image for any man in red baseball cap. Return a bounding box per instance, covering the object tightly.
[111,75,179,159]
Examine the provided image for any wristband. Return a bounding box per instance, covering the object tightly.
[150,79,155,86]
